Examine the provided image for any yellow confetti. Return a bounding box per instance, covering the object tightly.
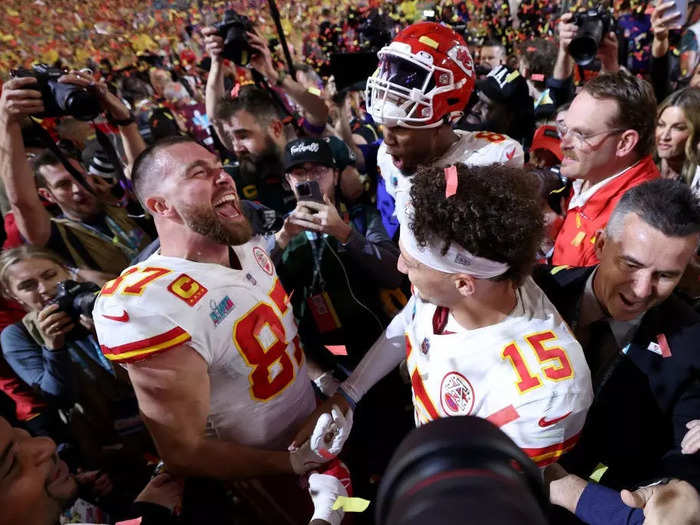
[332,496,370,512]
[571,231,585,247]
[550,265,570,275]
[589,463,608,483]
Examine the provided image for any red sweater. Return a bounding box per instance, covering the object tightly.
[552,156,659,267]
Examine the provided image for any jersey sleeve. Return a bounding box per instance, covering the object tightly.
[465,133,525,169]
[342,295,416,402]
[94,296,192,364]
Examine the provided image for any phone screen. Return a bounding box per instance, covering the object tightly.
[669,0,688,27]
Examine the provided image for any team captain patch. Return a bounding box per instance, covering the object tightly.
[167,273,208,306]
[440,371,475,416]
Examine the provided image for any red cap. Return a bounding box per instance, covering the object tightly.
[531,125,562,161]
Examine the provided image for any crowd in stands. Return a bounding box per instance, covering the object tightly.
[1,0,700,523]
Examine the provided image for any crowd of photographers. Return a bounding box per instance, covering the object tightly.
[0,0,699,524]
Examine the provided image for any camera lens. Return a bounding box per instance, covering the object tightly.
[52,81,100,121]
[64,89,100,121]
[569,16,606,66]
[569,35,598,66]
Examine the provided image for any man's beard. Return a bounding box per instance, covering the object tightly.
[180,203,253,246]
[237,135,284,181]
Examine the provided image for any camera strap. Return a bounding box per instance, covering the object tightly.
[93,124,131,191]
[28,118,96,195]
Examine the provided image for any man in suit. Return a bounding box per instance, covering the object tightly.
[535,178,700,491]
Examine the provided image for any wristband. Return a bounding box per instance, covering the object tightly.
[337,386,357,410]
[107,112,135,126]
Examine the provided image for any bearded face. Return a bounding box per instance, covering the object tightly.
[178,200,253,246]
[237,134,284,181]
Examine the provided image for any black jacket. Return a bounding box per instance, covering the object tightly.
[533,265,700,490]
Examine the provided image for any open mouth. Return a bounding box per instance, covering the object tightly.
[619,293,645,311]
[391,155,405,170]
[212,193,241,219]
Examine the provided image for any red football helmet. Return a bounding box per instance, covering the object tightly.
[366,22,475,129]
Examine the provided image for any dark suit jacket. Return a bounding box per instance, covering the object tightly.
[533,265,700,490]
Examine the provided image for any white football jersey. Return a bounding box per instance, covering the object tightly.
[93,237,316,449]
[378,129,525,226]
[395,277,592,468]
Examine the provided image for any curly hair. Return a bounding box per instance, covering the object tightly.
[409,163,544,285]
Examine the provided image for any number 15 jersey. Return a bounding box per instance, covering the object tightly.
[402,277,593,468]
[93,238,316,450]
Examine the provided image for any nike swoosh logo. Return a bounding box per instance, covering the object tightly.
[102,311,130,322]
[538,411,572,427]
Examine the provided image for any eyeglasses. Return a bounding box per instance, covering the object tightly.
[557,123,624,148]
[286,165,332,180]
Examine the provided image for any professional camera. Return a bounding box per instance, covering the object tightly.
[568,8,615,66]
[215,9,255,66]
[376,416,548,525]
[11,64,100,121]
[51,280,101,323]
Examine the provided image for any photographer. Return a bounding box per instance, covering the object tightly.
[203,17,328,148]
[0,246,153,510]
[551,11,621,106]
[0,71,153,275]
[272,137,401,369]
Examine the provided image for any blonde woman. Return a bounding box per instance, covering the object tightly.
[656,87,700,190]
[0,246,153,473]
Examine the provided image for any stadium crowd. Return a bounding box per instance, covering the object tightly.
[1,0,700,523]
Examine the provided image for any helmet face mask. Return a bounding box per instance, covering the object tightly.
[365,22,475,129]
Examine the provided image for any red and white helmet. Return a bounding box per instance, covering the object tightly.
[366,22,475,129]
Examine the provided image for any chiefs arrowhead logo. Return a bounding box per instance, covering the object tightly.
[447,45,474,77]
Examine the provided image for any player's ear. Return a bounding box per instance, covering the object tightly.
[594,228,607,260]
[146,196,172,218]
[453,274,476,297]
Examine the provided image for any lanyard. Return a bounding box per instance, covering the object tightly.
[306,231,327,291]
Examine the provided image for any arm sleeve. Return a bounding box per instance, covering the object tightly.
[574,483,644,525]
[342,209,403,289]
[545,76,576,108]
[650,53,671,104]
[0,323,72,399]
[341,297,414,402]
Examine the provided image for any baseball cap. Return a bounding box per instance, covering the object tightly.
[476,65,531,109]
[283,138,335,172]
[530,125,562,162]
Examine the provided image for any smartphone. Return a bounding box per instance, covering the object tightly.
[295,180,324,204]
[668,0,688,27]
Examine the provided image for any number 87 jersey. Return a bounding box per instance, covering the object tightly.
[93,239,316,450]
[404,277,593,468]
